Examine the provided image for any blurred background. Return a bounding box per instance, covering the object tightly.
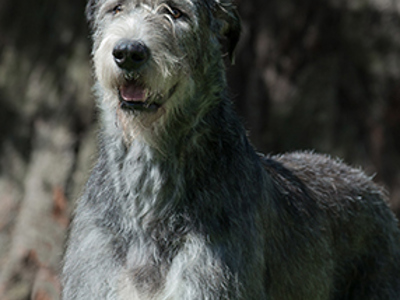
[0,0,399,299]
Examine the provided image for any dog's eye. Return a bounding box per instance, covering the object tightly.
[169,7,183,19]
[112,4,123,15]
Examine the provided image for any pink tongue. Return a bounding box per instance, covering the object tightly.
[120,82,146,102]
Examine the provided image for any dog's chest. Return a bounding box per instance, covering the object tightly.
[115,241,189,300]
[110,221,185,298]
[114,231,219,300]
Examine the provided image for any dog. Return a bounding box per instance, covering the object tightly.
[61,0,400,299]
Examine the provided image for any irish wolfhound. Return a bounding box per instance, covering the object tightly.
[62,0,400,299]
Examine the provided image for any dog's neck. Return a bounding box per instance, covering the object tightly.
[100,59,236,153]
[101,90,249,170]
[97,87,260,223]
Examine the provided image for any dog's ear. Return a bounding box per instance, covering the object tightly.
[214,0,241,64]
[86,0,99,29]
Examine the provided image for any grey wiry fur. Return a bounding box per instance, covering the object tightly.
[62,0,400,299]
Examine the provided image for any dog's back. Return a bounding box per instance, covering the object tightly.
[261,152,400,299]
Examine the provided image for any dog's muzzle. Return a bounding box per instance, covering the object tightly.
[112,40,158,111]
[113,39,179,112]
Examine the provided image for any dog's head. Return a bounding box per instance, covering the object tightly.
[86,0,241,61]
[85,0,241,141]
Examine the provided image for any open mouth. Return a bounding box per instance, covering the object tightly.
[118,79,160,112]
[118,78,178,112]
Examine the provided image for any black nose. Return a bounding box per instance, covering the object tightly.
[112,40,150,70]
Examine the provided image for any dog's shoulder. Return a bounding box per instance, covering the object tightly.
[259,152,322,221]
[270,151,384,195]
[261,151,388,214]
